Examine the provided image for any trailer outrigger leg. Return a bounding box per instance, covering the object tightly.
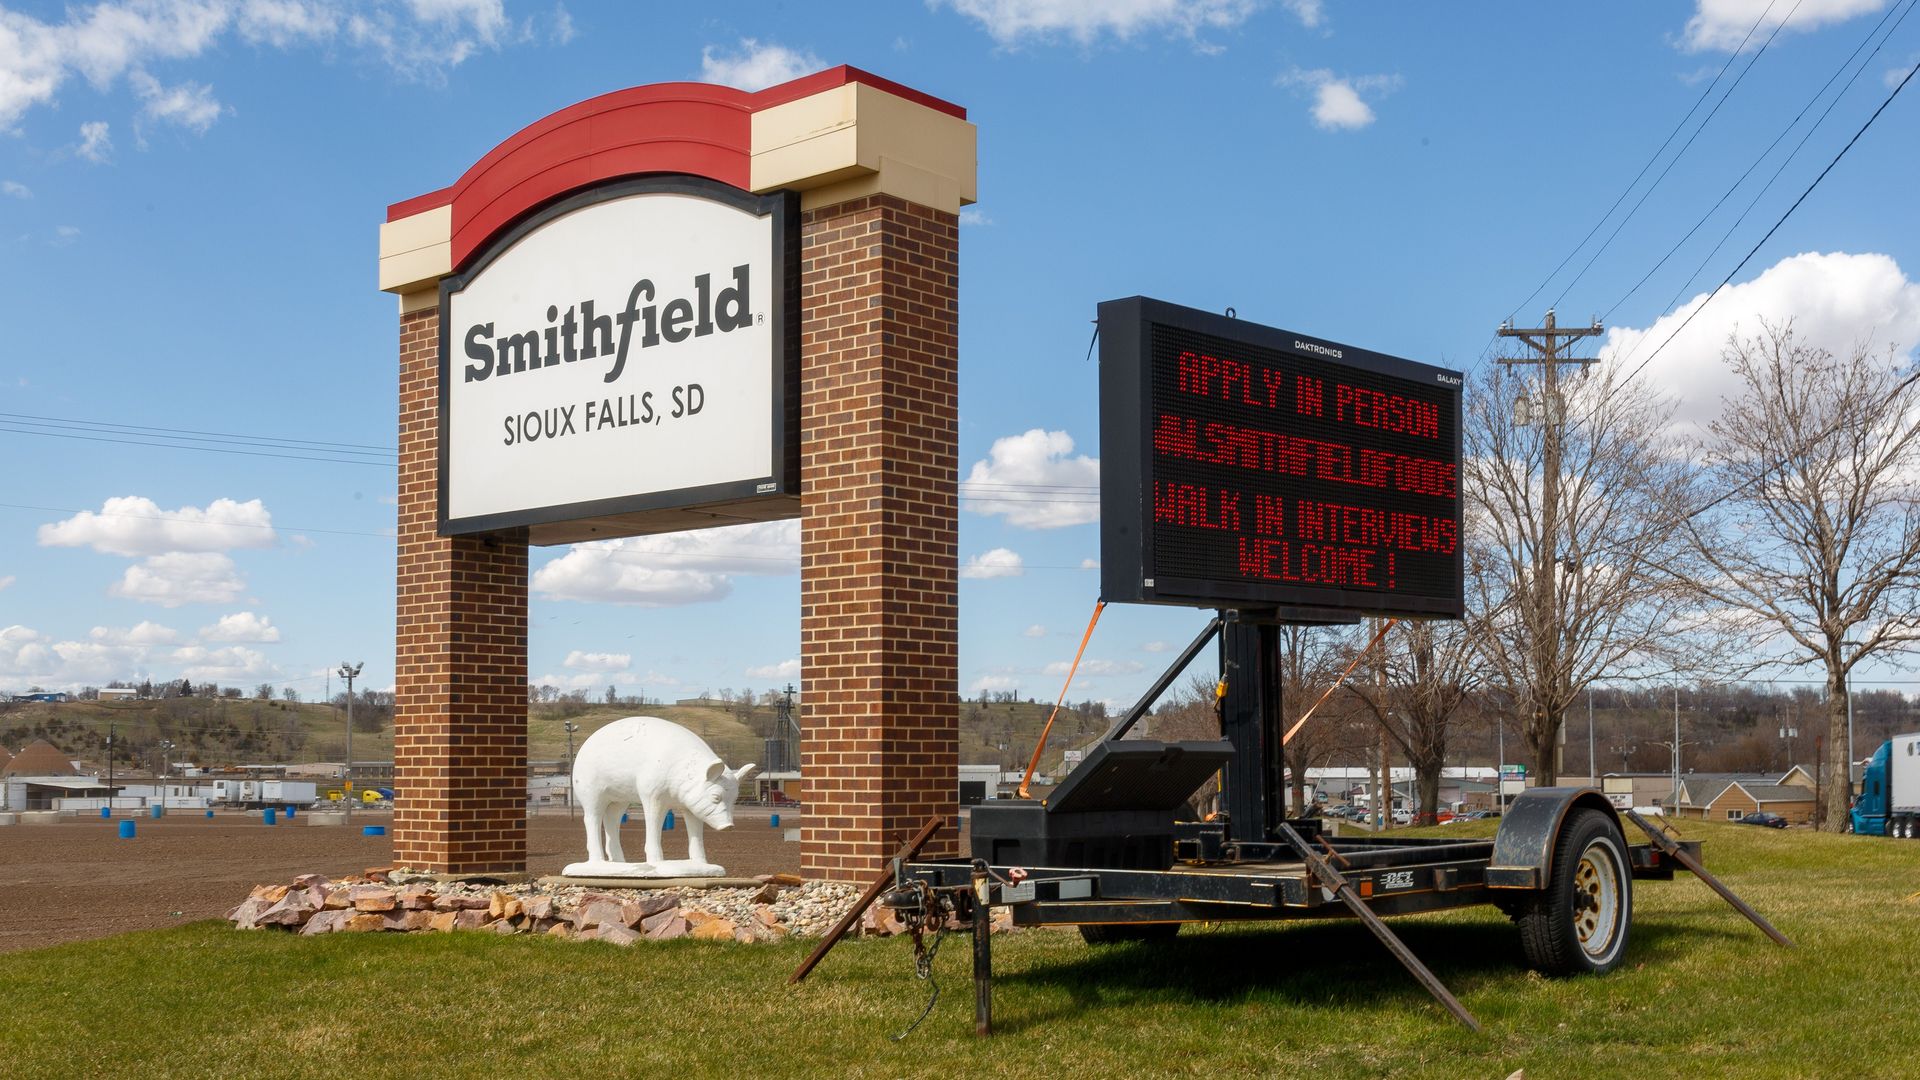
[1622,809,1795,949]
[1277,822,1481,1031]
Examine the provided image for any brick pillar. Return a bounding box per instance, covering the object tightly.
[800,194,961,880]
[393,306,530,874]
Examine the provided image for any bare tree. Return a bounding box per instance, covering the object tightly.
[1681,323,1920,831]
[1463,356,1701,784]
[1348,619,1483,823]
[1275,624,1360,816]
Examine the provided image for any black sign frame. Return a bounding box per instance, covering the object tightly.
[436,175,800,539]
[1098,296,1464,617]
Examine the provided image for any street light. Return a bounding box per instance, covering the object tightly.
[339,661,362,819]
[564,720,580,818]
[158,739,174,813]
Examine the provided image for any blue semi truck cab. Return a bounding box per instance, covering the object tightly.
[1850,733,1920,838]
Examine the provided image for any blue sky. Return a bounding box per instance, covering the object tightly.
[2,0,1918,709]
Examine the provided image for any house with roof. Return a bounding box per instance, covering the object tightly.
[1666,767,1817,823]
[2,739,115,811]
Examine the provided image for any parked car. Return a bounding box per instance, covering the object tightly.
[1390,808,1413,826]
[1736,811,1790,829]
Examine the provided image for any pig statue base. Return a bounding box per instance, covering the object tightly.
[566,716,757,882]
[559,859,727,880]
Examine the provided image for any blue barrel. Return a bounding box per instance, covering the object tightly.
[118,820,136,839]
[620,813,628,824]
[100,806,112,819]
[770,813,780,828]
[151,805,163,819]
[664,810,675,830]
[363,825,386,836]
[263,807,277,825]
[205,809,215,819]
[284,806,296,819]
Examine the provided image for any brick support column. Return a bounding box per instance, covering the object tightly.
[800,194,961,879]
[393,306,530,874]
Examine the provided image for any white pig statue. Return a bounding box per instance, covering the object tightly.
[562,716,757,879]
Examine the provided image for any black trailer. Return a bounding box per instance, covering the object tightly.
[884,738,1783,1035]
[859,614,1791,1035]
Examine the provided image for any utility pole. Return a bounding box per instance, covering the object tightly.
[1499,309,1602,784]
[106,721,116,813]
[339,661,362,820]
[564,720,580,818]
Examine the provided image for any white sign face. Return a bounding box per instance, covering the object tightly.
[441,181,792,533]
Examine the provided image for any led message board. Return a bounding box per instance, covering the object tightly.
[1099,297,1463,617]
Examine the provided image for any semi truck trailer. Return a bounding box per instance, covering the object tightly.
[1850,732,1920,837]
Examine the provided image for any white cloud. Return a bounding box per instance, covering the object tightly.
[962,547,1026,579]
[38,496,276,556]
[1043,658,1144,676]
[970,674,1022,693]
[50,224,80,246]
[1023,624,1046,638]
[0,625,54,679]
[1889,55,1920,89]
[962,428,1100,528]
[170,643,275,681]
[1683,0,1884,52]
[548,2,574,44]
[0,574,13,590]
[700,38,821,90]
[0,1,530,131]
[935,0,1260,46]
[130,70,224,132]
[1600,251,1920,436]
[91,621,181,646]
[1,180,28,198]
[1141,640,1171,653]
[200,611,280,642]
[1278,67,1401,131]
[746,658,800,680]
[76,120,112,161]
[111,552,247,607]
[533,519,798,606]
[237,0,340,47]
[1079,557,1100,569]
[563,649,630,672]
[959,207,992,227]
[1281,0,1323,28]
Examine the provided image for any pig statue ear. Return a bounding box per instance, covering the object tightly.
[732,763,759,783]
[704,760,725,783]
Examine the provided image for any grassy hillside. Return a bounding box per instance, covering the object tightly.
[1,696,1117,777]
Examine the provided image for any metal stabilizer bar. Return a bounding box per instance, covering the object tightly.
[790,817,945,985]
[1277,823,1482,1032]
[1622,809,1794,949]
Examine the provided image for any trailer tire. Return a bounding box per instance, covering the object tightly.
[1079,923,1180,945]
[1517,808,1632,976]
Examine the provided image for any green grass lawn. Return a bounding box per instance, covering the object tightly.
[3,821,1918,1078]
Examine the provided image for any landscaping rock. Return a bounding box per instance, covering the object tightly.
[598,924,640,946]
[345,913,387,933]
[692,917,737,941]
[350,886,396,912]
[301,910,353,936]
[453,909,491,931]
[644,915,689,941]
[429,911,457,933]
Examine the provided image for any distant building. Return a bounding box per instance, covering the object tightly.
[97,688,138,702]
[2,740,78,778]
[1668,768,1817,823]
[10,692,69,704]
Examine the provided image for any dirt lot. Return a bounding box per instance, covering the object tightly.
[0,807,805,954]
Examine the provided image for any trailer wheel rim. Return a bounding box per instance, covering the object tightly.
[1572,840,1622,961]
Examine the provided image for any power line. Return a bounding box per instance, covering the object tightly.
[1504,0,1787,323]
[1602,0,1915,324]
[0,424,397,467]
[1615,50,1920,393]
[0,412,395,453]
[1550,0,1806,313]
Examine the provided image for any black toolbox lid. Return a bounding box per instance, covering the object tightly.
[1046,739,1235,814]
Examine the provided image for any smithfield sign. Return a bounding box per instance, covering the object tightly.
[439,177,799,541]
